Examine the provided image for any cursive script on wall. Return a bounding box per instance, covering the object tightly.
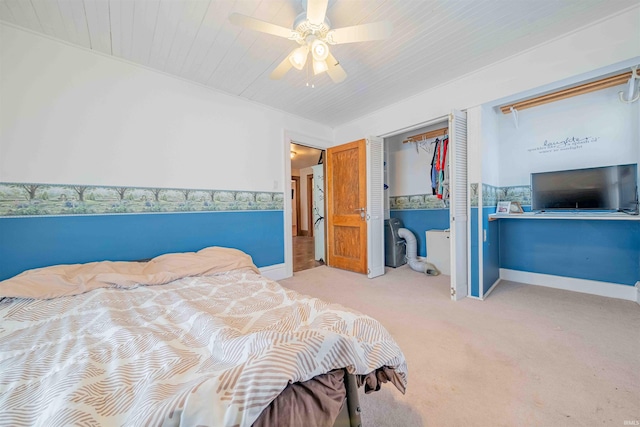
[527,136,599,154]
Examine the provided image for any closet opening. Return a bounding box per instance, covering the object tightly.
[383,120,451,273]
[381,111,468,300]
[290,142,326,272]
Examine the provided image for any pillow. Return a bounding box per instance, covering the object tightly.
[0,246,259,300]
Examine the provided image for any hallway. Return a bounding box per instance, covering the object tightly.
[292,236,324,272]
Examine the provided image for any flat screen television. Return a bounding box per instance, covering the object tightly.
[531,163,639,213]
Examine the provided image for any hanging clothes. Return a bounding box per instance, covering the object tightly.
[430,138,439,195]
[430,136,449,200]
[440,136,449,200]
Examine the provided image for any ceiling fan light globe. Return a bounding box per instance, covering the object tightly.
[313,59,328,75]
[311,40,329,61]
[289,46,309,70]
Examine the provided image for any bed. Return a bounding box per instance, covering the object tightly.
[0,246,407,426]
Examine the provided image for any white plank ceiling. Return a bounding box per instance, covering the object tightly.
[1,0,636,127]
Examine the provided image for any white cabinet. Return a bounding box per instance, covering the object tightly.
[426,230,451,275]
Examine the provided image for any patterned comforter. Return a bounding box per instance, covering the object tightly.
[0,257,407,426]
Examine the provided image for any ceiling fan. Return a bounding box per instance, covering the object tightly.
[229,0,392,83]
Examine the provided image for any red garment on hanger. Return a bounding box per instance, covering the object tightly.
[435,137,449,199]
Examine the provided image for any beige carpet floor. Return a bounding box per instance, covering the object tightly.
[279,265,640,427]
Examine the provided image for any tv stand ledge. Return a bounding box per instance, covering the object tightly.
[489,211,640,221]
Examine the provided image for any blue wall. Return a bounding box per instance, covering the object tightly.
[390,209,450,257]
[470,207,479,297]
[499,218,639,286]
[472,207,500,298]
[0,211,284,281]
[482,206,500,295]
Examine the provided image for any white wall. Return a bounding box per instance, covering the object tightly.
[466,104,500,187]
[0,24,333,192]
[497,85,639,186]
[333,8,640,144]
[385,121,447,196]
[481,104,501,186]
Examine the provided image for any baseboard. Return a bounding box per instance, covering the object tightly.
[368,266,385,279]
[482,278,502,300]
[636,282,640,306]
[499,269,638,302]
[259,263,288,281]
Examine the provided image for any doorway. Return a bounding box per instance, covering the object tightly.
[291,142,325,272]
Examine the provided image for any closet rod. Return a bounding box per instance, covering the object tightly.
[402,126,448,143]
[499,71,631,114]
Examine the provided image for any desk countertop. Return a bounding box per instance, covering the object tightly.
[488,211,640,221]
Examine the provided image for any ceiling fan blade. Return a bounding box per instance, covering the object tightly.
[270,55,294,80]
[327,21,392,44]
[326,52,347,83]
[229,13,294,39]
[307,0,329,25]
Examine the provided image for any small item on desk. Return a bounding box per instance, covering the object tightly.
[509,201,524,214]
[496,201,511,214]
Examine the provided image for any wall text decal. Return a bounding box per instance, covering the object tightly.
[527,136,599,155]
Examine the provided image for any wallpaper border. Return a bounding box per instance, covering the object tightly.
[0,182,284,217]
[496,185,532,206]
[388,185,533,211]
[389,194,448,210]
[472,183,533,208]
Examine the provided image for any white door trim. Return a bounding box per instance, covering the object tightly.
[282,129,332,279]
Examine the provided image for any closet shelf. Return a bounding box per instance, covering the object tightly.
[402,127,448,143]
[499,71,632,114]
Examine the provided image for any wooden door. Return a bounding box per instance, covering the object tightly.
[326,139,367,274]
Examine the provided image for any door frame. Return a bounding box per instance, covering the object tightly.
[282,130,332,279]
